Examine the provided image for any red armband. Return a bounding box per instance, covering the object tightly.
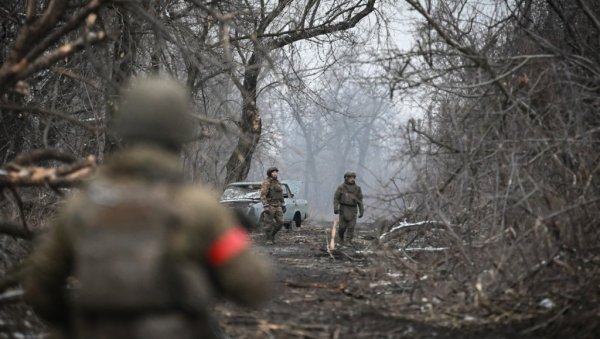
[207,227,249,266]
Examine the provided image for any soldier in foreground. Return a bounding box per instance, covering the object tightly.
[333,171,364,246]
[23,76,273,339]
[260,167,286,244]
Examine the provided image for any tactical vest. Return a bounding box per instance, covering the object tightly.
[71,181,211,314]
[267,180,283,203]
[339,184,359,206]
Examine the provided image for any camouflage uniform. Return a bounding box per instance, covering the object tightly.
[333,172,364,244]
[260,169,285,243]
[23,77,272,339]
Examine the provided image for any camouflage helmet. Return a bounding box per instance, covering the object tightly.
[344,171,356,178]
[266,167,279,177]
[112,76,194,150]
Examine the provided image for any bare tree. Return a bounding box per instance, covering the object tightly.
[211,0,378,183]
[378,0,600,321]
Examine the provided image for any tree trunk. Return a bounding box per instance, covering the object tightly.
[103,8,138,157]
[224,52,262,183]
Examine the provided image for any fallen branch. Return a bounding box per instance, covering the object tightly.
[403,247,450,252]
[337,250,362,262]
[329,220,338,251]
[257,320,325,339]
[325,232,335,260]
[0,289,24,305]
[379,220,452,242]
[284,280,345,290]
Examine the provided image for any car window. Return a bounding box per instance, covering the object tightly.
[283,180,303,197]
[221,185,260,200]
[282,185,290,198]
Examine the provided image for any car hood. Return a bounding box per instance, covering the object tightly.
[221,198,260,204]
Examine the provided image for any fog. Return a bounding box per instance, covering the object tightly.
[234,4,420,222]
[242,67,415,221]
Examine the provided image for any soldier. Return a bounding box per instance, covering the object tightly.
[23,76,273,339]
[333,171,364,245]
[260,167,286,244]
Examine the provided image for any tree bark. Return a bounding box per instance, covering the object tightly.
[224,52,262,183]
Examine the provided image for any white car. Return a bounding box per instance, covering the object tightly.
[220,181,308,230]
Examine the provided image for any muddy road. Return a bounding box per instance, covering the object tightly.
[215,222,541,339]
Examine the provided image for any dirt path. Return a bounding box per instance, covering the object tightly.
[216,222,533,339]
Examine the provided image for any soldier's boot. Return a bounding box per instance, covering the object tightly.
[272,227,279,239]
[265,229,274,244]
[270,229,279,244]
[338,235,345,247]
[347,232,355,246]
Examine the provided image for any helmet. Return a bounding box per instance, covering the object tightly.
[344,171,356,178]
[112,76,194,150]
[266,167,279,177]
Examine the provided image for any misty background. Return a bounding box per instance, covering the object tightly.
[3,1,600,336]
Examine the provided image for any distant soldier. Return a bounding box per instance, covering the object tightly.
[260,167,286,244]
[24,76,273,339]
[333,171,364,245]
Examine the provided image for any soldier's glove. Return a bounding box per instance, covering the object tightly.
[282,205,287,213]
[262,204,270,211]
[359,212,364,218]
[334,209,339,214]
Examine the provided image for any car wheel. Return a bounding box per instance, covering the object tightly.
[293,213,302,228]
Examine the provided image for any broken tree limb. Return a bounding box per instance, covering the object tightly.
[0,289,24,305]
[379,220,474,267]
[0,155,96,187]
[379,220,453,242]
[324,232,335,260]
[403,247,450,252]
[329,220,338,251]
[337,250,361,262]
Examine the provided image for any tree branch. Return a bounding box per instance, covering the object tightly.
[0,104,100,132]
[23,0,109,66]
[21,31,108,81]
[270,0,376,50]
[7,149,77,167]
[1,155,97,188]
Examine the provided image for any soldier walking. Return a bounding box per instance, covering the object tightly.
[333,171,364,245]
[23,76,273,339]
[260,167,286,244]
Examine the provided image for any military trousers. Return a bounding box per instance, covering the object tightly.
[338,205,358,243]
[263,206,284,241]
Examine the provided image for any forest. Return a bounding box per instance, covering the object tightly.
[1,0,599,338]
